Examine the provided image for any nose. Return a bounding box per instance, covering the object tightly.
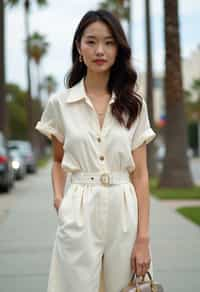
[96,43,105,55]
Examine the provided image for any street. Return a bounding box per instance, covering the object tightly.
[0,159,200,292]
[0,164,57,292]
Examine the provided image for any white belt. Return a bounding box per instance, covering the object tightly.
[70,171,130,186]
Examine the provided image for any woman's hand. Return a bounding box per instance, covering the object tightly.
[54,196,63,215]
[131,237,151,277]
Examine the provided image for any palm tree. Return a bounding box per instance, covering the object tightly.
[99,0,131,45]
[27,31,49,160]
[159,0,193,187]
[38,74,57,157]
[0,0,7,135]
[42,75,57,96]
[144,0,158,176]
[27,32,49,101]
[5,0,48,147]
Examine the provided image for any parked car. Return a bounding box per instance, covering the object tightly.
[0,132,15,192]
[8,140,37,174]
[9,148,26,180]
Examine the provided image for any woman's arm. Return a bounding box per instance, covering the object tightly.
[131,142,150,243]
[51,135,67,213]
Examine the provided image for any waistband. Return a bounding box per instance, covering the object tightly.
[70,171,130,186]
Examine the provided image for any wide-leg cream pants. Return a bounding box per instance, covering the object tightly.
[47,181,153,292]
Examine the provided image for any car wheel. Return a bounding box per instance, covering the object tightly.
[1,183,11,193]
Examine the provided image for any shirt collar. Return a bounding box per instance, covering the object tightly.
[65,77,116,105]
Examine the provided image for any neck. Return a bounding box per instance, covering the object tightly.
[84,70,110,96]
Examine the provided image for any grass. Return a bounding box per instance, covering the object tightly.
[150,177,200,226]
[37,154,51,168]
[176,206,200,226]
[150,177,200,200]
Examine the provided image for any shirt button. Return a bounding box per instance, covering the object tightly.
[99,155,104,161]
[97,137,101,142]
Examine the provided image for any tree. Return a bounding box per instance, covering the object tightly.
[27,31,49,159]
[159,0,193,188]
[27,32,49,101]
[5,0,48,147]
[144,0,158,176]
[6,83,43,140]
[6,83,28,139]
[99,0,131,44]
[0,0,7,135]
[41,74,57,96]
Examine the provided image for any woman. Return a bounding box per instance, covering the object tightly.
[35,9,156,292]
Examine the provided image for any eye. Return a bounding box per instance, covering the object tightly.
[106,41,115,45]
[87,41,95,44]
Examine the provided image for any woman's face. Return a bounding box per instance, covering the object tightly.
[77,21,118,74]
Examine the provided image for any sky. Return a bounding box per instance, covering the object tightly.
[4,0,200,96]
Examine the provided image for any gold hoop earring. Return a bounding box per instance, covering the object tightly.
[79,55,83,63]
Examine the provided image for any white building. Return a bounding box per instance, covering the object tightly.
[182,44,200,101]
[138,44,200,123]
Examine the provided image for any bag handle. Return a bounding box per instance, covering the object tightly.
[130,270,152,282]
[129,271,157,291]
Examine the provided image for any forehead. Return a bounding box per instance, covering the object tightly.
[82,21,114,38]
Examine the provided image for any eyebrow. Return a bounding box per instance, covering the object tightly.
[85,35,114,40]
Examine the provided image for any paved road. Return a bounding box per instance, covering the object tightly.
[0,164,57,292]
[0,161,200,292]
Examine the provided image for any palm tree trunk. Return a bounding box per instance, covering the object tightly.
[0,0,7,135]
[145,0,158,176]
[128,0,132,50]
[37,63,41,101]
[24,0,34,146]
[159,0,193,187]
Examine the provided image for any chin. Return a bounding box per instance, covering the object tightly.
[89,65,112,74]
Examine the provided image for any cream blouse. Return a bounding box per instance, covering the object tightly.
[35,77,156,174]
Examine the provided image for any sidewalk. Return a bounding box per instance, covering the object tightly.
[0,162,200,292]
[160,199,200,209]
[150,197,200,290]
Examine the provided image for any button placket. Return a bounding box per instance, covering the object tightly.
[84,95,111,173]
[98,140,105,165]
[96,109,111,169]
[97,134,109,173]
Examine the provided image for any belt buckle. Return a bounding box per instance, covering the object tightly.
[100,173,110,186]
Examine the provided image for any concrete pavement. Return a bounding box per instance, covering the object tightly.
[0,161,200,292]
[0,164,57,292]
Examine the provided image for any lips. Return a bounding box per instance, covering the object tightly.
[94,59,107,65]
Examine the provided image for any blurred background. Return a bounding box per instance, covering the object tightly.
[0,1,200,292]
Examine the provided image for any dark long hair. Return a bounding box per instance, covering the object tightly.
[64,9,142,129]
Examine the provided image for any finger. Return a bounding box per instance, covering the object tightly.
[141,264,147,277]
[144,260,151,273]
[131,256,136,273]
[55,206,58,215]
[136,261,143,277]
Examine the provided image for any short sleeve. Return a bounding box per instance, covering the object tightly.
[35,94,64,143]
[131,98,156,151]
